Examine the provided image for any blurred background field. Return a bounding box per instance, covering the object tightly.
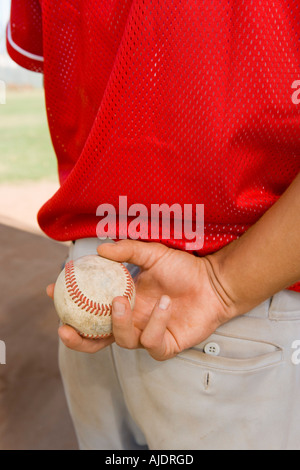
[0,0,59,232]
[0,86,59,235]
[0,87,57,183]
[0,0,57,184]
[0,0,78,450]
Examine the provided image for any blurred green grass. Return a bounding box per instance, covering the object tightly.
[0,88,58,183]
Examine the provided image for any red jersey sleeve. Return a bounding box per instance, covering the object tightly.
[6,0,43,73]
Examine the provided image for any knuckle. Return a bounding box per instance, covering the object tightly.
[62,335,75,348]
[64,339,74,349]
[140,335,156,350]
[114,337,136,350]
[126,342,138,350]
[149,353,166,362]
[114,337,126,348]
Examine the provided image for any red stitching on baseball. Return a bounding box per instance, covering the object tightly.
[64,260,135,338]
[120,264,135,302]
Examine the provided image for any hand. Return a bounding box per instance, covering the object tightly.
[48,240,237,360]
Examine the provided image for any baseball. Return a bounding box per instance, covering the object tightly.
[53,255,136,339]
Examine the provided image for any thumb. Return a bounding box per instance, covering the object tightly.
[46,283,55,299]
[97,239,168,270]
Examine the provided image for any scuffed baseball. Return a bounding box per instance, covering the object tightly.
[53,255,136,338]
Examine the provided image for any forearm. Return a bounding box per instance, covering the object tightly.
[206,172,300,317]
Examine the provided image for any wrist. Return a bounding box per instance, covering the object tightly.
[203,239,261,320]
[204,237,274,319]
[201,248,241,322]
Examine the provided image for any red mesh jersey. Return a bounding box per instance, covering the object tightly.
[7,0,300,292]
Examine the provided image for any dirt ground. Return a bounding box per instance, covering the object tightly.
[0,181,79,450]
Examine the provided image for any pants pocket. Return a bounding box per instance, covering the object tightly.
[268,290,300,321]
[132,333,288,449]
[176,332,283,372]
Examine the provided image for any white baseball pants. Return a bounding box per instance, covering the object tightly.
[58,238,300,450]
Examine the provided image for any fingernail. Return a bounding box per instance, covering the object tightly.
[98,237,116,244]
[113,301,126,316]
[158,295,171,310]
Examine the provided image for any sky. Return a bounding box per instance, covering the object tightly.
[0,0,11,28]
[0,0,11,54]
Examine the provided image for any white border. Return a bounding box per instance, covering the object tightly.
[7,21,44,62]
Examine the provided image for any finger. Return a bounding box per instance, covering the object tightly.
[46,283,55,299]
[140,295,174,361]
[97,239,168,270]
[58,324,114,353]
[111,296,141,349]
